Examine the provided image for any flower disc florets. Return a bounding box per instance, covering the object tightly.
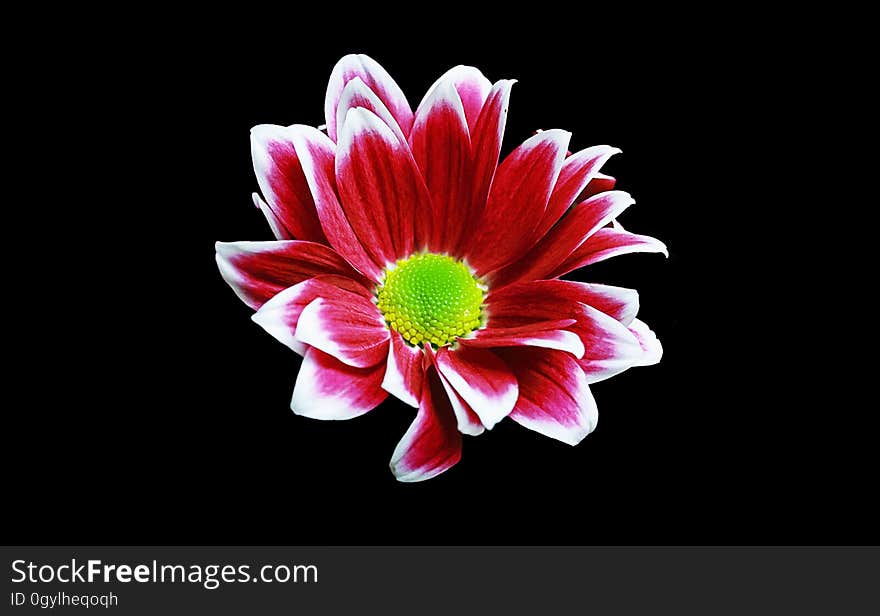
[376,253,484,347]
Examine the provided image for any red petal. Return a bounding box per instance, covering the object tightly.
[409,78,472,253]
[381,330,425,408]
[465,129,571,275]
[468,79,514,241]
[435,368,485,436]
[489,280,639,326]
[578,172,616,200]
[484,282,644,383]
[389,367,462,482]
[535,145,620,239]
[288,125,383,281]
[436,346,518,429]
[335,76,407,146]
[550,226,668,279]
[490,190,634,289]
[419,65,492,135]
[293,296,389,368]
[249,275,372,355]
[291,347,387,420]
[460,319,584,358]
[251,124,327,244]
[336,108,432,265]
[215,240,365,310]
[324,54,413,142]
[499,348,597,446]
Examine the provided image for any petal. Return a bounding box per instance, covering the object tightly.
[550,226,668,279]
[483,282,645,383]
[252,192,292,240]
[335,76,407,146]
[468,79,514,238]
[324,53,413,142]
[579,171,616,200]
[250,275,373,355]
[293,296,390,368]
[490,191,635,289]
[409,78,472,253]
[251,124,327,244]
[499,348,597,446]
[465,129,571,275]
[435,346,518,429]
[535,145,621,239]
[389,367,462,482]
[215,240,365,310]
[489,280,639,327]
[381,330,425,408]
[629,318,663,366]
[435,368,485,436]
[287,125,383,281]
[460,319,585,358]
[418,65,492,135]
[291,347,387,420]
[336,107,431,265]
[575,303,645,384]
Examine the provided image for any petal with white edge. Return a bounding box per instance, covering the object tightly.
[436,346,518,429]
[324,53,413,142]
[500,348,598,446]
[294,297,390,368]
[291,348,387,420]
[381,330,425,408]
[390,368,462,482]
[215,240,365,310]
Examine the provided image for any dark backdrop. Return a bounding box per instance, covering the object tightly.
[7,19,873,545]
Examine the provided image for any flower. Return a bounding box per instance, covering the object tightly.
[216,54,667,482]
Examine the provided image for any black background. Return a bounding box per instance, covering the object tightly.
[7,17,873,545]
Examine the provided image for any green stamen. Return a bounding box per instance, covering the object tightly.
[376,253,484,347]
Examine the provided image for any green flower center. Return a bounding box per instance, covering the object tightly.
[376,253,485,347]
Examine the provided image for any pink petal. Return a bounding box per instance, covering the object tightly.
[629,318,663,366]
[409,78,472,253]
[578,171,616,200]
[215,240,365,310]
[419,65,492,135]
[490,191,635,289]
[291,347,387,420]
[436,346,518,429]
[460,319,585,358]
[535,145,621,239]
[550,226,668,279]
[251,124,327,244]
[499,348,598,446]
[324,53,413,142]
[465,129,571,275]
[468,79,515,241]
[488,280,639,326]
[287,125,383,281]
[336,108,431,265]
[381,330,425,408]
[293,296,390,368]
[335,76,407,146]
[252,192,292,240]
[389,368,462,482]
[250,275,372,355]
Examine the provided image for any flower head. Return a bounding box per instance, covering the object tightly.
[216,54,667,481]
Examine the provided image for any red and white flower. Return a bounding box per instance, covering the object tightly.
[217,54,666,482]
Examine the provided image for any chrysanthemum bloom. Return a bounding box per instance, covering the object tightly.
[217,54,666,481]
